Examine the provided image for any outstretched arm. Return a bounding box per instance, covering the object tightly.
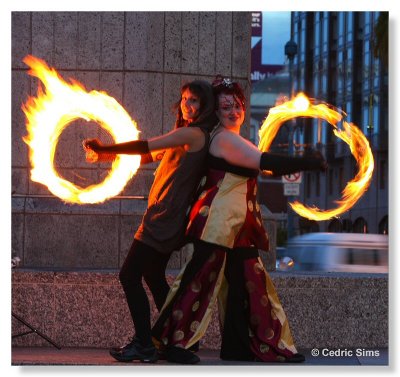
[211,131,327,175]
[260,150,327,176]
[83,127,204,163]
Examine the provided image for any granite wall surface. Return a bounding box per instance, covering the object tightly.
[12,270,388,350]
[11,11,255,270]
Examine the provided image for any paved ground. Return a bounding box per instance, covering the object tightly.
[12,346,389,366]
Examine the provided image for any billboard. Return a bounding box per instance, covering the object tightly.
[251,12,288,83]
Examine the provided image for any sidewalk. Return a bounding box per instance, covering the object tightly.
[12,347,389,366]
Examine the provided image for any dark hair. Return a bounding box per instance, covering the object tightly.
[211,75,246,111]
[174,81,216,129]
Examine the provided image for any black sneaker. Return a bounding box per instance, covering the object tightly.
[165,345,200,364]
[284,353,306,363]
[254,353,306,364]
[109,337,158,363]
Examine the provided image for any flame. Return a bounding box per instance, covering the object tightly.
[22,55,140,204]
[293,92,310,111]
[258,93,374,221]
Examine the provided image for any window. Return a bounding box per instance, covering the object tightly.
[321,70,328,93]
[373,58,380,88]
[299,67,305,90]
[294,29,299,66]
[345,47,353,91]
[362,96,370,134]
[338,13,344,47]
[353,217,368,233]
[363,40,370,91]
[312,118,319,144]
[373,95,380,133]
[364,12,371,35]
[328,218,342,232]
[322,12,329,53]
[300,19,306,63]
[314,16,320,56]
[380,160,387,190]
[346,12,353,43]
[328,168,334,195]
[342,219,353,232]
[338,166,344,193]
[306,172,311,198]
[379,216,388,234]
[313,72,319,94]
[345,100,353,123]
[337,50,344,95]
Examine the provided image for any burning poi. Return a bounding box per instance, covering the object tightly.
[258,93,374,221]
[22,55,140,204]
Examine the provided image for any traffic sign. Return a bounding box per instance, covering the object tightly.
[284,183,300,196]
[282,172,302,184]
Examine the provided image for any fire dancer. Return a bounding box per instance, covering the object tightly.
[150,76,327,364]
[84,80,217,363]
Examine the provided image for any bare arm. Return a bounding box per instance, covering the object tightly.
[210,131,262,169]
[147,127,205,152]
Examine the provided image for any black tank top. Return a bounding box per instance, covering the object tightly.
[207,154,259,177]
[135,128,210,254]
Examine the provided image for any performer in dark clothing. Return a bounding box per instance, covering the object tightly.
[84,80,218,363]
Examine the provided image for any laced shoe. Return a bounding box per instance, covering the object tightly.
[109,337,158,363]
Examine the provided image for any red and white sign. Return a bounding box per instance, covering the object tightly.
[282,172,302,184]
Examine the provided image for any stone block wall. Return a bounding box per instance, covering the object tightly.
[11,11,260,270]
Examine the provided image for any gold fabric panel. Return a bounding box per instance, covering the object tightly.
[200,173,249,248]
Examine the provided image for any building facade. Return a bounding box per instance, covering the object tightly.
[291,11,388,234]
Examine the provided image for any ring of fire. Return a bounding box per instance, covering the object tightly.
[258,93,374,221]
[22,55,140,204]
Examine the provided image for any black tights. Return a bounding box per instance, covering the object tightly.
[119,239,170,346]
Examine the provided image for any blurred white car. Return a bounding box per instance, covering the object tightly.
[276,232,388,273]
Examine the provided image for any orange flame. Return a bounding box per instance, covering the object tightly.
[22,55,140,204]
[258,93,374,221]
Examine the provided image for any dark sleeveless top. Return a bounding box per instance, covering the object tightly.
[207,154,259,177]
[135,127,210,254]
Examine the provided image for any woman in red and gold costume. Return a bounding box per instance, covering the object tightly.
[151,76,327,364]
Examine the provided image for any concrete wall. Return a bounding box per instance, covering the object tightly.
[11,11,255,270]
